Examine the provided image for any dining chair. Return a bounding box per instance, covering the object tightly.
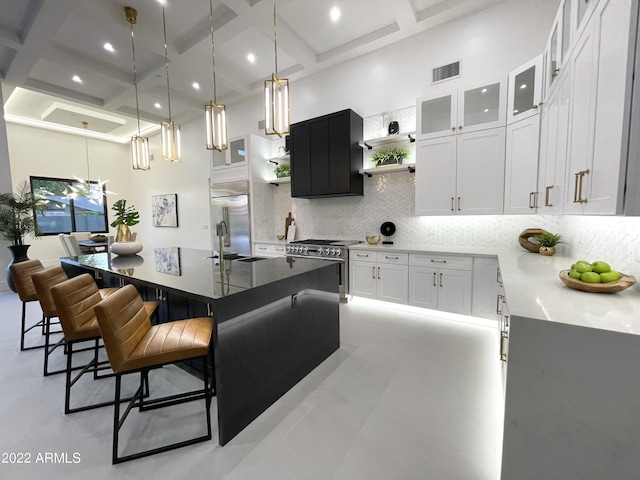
[58,233,72,256]
[62,234,84,256]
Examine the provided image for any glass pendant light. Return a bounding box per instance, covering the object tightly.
[125,6,150,171]
[205,0,228,151]
[160,2,182,162]
[264,0,290,137]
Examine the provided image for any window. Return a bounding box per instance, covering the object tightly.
[30,176,109,235]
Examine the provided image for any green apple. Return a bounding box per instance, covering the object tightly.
[591,261,611,274]
[581,271,602,283]
[575,262,593,274]
[599,271,621,283]
[568,270,581,279]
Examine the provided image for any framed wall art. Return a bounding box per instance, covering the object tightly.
[152,193,178,227]
[153,247,181,276]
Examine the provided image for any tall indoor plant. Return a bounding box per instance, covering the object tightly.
[0,180,43,291]
[110,199,140,242]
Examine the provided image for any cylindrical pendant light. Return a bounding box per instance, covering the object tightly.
[160,2,182,162]
[264,0,290,137]
[125,6,150,171]
[205,0,228,151]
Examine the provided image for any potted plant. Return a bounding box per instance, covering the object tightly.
[536,232,561,256]
[110,199,140,242]
[274,163,290,178]
[0,180,44,291]
[370,146,409,167]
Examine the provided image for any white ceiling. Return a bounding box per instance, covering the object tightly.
[0,0,509,142]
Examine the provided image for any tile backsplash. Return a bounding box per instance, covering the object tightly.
[255,173,640,285]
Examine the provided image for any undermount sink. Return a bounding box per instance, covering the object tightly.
[238,257,268,263]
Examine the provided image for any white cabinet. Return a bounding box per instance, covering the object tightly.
[211,136,250,184]
[538,67,571,214]
[408,254,472,315]
[416,80,507,141]
[563,0,633,215]
[415,128,506,216]
[253,243,286,257]
[507,55,544,124]
[543,0,573,99]
[349,250,408,304]
[503,116,541,214]
[471,257,501,321]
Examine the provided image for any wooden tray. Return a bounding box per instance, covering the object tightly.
[559,270,637,293]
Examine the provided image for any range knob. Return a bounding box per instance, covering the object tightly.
[286,246,292,253]
[303,246,309,254]
[330,248,337,256]
[296,246,302,253]
[320,248,327,256]
[335,249,342,257]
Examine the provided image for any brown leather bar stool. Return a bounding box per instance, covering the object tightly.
[10,260,46,351]
[94,284,213,464]
[31,266,119,376]
[50,274,159,414]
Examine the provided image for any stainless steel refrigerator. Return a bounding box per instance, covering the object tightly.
[210,180,251,256]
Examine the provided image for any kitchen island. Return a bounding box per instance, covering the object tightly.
[60,248,341,446]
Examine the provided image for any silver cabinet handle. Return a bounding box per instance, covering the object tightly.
[545,185,553,207]
[377,267,381,279]
[357,254,370,258]
[552,68,560,77]
[433,272,436,287]
[430,259,447,263]
[372,266,376,279]
[457,197,461,211]
[385,256,399,260]
[573,169,590,204]
[439,272,443,287]
[496,294,504,315]
[451,197,455,211]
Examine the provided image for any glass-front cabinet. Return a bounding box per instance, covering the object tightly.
[211,136,248,170]
[507,55,543,124]
[416,79,506,140]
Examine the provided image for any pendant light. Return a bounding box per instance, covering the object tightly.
[264,0,290,137]
[205,0,228,151]
[160,1,182,162]
[125,6,150,171]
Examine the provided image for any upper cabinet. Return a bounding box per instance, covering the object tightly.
[210,136,250,184]
[543,0,575,99]
[507,55,543,124]
[290,109,363,198]
[416,80,507,141]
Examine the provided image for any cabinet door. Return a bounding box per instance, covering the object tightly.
[503,115,541,214]
[564,19,597,214]
[459,81,506,133]
[471,257,500,320]
[584,0,633,215]
[538,70,571,213]
[544,8,563,96]
[456,128,506,215]
[416,91,457,140]
[408,265,438,309]
[290,122,312,196]
[415,137,457,216]
[437,268,472,316]
[350,261,377,300]
[254,244,272,256]
[507,55,543,124]
[377,264,408,305]
[328,111,352,195]
[309,118,330,194]
[212,148,227,168]
[229,137,247,166]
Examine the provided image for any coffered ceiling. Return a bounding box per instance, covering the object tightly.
[0,0,509,142]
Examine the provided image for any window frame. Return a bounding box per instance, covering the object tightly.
[30,175,109,236]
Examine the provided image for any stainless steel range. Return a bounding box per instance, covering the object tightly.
[286,239,361,302]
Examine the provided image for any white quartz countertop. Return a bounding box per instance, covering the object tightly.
[348,243,640,335]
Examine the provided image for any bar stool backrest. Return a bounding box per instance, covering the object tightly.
[94,285,152,373]
[31,266,69,318]
[10,260,45,302]
[50,274,102,341]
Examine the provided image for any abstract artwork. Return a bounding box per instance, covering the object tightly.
[152,194,178,227]
[154,247,181,276]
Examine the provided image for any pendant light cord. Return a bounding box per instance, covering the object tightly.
[162,5,173,122]
[209,0,217,103]
[273,0,278,75]
[129,21,142,137]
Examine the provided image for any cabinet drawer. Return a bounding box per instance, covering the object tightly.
[254,244,271,255]
[350,250,377,263]
[272,246,287,255]
[376,252,409,265]
[409,254,472,270]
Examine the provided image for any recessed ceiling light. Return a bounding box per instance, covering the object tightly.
[72,75,83,83]
[104,42,115,53]
[154,102,162,109]
[484,109,489,113]
[481,88,487,93]
[330,6,341,22]
[247,53,256,63]
[520,84,527,89]
[192,82,200,90]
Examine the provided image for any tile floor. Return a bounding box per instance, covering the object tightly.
[0,292,504,479]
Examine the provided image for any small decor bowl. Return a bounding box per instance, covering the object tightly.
[110,241,143,256]
[366,235,380,245]
[559,270,637,293]
[277,234,285,240]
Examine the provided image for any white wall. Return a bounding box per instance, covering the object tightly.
[0,87,13,290]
